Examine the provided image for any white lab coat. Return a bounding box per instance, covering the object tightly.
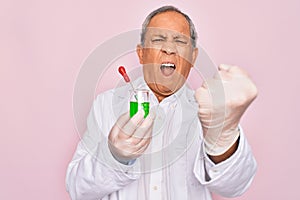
[66,77,257,200]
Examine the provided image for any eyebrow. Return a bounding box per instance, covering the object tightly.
[173,35,188,40]
[152,34,188,40]
[152,34,167,39]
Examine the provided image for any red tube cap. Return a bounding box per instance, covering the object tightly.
[118,66,130,82]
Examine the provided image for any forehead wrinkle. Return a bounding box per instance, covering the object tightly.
[152,34,167,39]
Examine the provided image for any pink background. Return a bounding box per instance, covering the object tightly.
[1,0,299,199]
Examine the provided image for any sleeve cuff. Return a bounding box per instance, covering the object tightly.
[194,126,247,183]
[94,138,141,180]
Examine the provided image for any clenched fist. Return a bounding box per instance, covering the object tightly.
[195,64,258,156]
[108,110,155,164]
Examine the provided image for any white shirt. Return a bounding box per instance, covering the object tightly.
[66,77,257,200]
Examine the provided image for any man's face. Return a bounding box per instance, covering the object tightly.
[137,11,198,101]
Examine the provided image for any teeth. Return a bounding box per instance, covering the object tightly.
[161,63,175,69]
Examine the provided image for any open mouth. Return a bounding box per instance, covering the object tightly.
[160,62,176,76]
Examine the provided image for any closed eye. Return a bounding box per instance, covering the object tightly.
[151,38,165,43]
[175,40,187,44]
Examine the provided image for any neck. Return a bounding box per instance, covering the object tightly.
[151,89,173,103]
[154,93,166,103]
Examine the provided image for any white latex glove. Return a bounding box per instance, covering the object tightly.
[195,64,258,156]
[108,110,155,164]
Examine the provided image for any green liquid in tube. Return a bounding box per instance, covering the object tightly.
[130,102,149,118]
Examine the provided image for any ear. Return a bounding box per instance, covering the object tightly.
[136,44,144,64]
[191,47,198,67]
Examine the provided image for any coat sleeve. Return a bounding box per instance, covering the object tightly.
[65,93,140,200]
[193,127,257,197]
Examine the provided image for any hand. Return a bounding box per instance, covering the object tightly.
[108,110,155,164]
[195,64,258,156]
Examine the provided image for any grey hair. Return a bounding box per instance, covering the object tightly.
[140,5,198,48]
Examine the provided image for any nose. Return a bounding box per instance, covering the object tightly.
[161,41,177,55]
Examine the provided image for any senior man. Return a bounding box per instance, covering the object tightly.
[66,5,257,200]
